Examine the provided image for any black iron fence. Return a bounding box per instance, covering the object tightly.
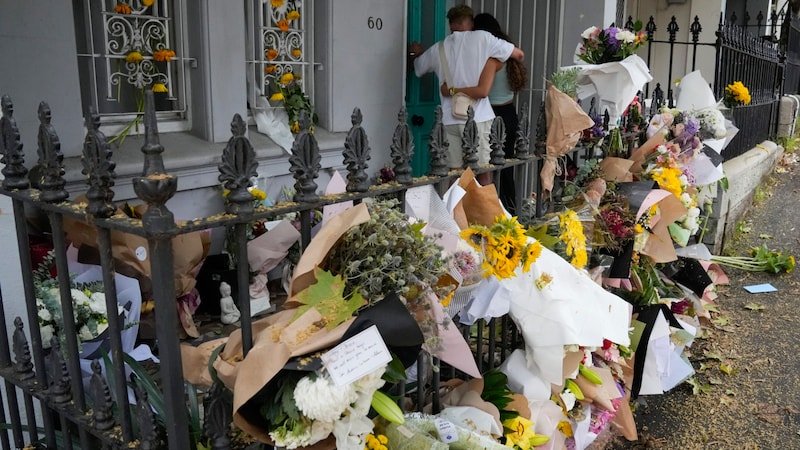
[0,90,548,449]
[630,11,783,160]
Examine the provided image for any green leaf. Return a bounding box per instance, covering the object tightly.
[759,233,774,239]
[123,354,166,425]
[711,316,730,327]
[718,177,729,191]
[383,354,408,385]
[744,303,766,311]
[291,268,365,329]
[720,364,737,375]
[526,224,560,249]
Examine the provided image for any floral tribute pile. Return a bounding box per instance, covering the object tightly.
[180,31,794,450]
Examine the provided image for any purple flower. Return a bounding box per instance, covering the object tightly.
[685,118,700,135]
[605,27,620,52]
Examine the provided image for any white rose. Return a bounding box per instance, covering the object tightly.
[38,306,52,322]
[71,289,90,306]
[616,30,636,43]
[581,26,598,39]
[89,292,107,315]
[78,325,94,342]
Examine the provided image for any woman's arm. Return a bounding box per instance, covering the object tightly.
[441,58,503,99]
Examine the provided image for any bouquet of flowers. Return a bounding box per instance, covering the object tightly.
[692,107,727,140]
[269,72,318,133]
[576,24,647,65]
[459,216,543,280]
[722,81,751,109]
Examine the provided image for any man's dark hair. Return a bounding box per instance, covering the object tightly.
[446,5,474,23]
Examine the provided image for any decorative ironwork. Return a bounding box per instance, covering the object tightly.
[0,95,30,190]
[82,107,117,218]
[36,102,68,203]
[428,106,449,176]
[489,116,506,166]
[203,381,232,450]
[249,0,307,106]
[132,90,177,230]
[650,83,664,116]
[46,336,72,404]
[645,16,657,41]
[132,374,159,449]
[103,1,177,95]
[390,107,414,185]
[289,110,321,202]
[12,317,35,382]
[667,16,680,42]
[90,359,115,431]
[514,104,531,159]
[534,101,547,157]
[343,108,371,193]
[690,16,703,42]
[219,114,259,214]
[461,106,479,170]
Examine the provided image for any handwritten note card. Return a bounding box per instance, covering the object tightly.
[321,325,392,386]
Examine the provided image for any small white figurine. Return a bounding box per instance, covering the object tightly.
[219,282,241,325]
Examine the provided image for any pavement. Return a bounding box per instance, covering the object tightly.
[599,150,800,449]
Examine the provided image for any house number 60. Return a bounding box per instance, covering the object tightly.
[368,16,383,30]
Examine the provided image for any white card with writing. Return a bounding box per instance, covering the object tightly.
[321,325,392,386]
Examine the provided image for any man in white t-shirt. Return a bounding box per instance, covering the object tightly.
[410,5,524,180]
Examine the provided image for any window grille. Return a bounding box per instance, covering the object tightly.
[75,0,190,130]
[245,0,312,114]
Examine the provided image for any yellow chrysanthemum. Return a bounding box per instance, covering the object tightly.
[248,187,267,201]
[270,92,285,102]
[151,83,168,93]
[114,3,132,14]
[287,10,300,20]
[142,0,155,6]
[270,0,284,7]
[266,49,278,61]
[277,19,289,32]
[125,51,143,63]
[634,223,645,233]
[652,166,683,199]
[291,48,302,58]
[559,210,588,269]
[280,72,294,86]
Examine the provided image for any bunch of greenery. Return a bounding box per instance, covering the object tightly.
[325,198,450,306]
[549,67,582,99]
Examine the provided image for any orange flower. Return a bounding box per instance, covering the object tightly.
[287,10,300,20]
[153,49,176,62]
[152,83,168,93]
[142,0,155,6]
[264,65,277,74]
[277,19,289,32]
[266,49,278,60]
[291,48,302,58]
[114,3,131,14]
[125,51,143,63]
[270,0,284,7]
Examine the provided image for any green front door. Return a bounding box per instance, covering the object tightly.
[406,0,448,177]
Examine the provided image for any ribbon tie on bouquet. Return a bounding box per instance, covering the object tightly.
[542,83,594,194]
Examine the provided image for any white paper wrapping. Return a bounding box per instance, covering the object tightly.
[573,54,653,125]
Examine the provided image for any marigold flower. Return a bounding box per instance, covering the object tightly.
[264,65,277,74]
[125,51,144,63]
[280,72,294,86]
[270,0,284,7]
[266,49,278,60]
[277,19,289,32]
[287,10,300,20]
[114,3,132,14]
[270,92,285,101]
[153,49,176,62]
[151,83,168,93]
[142,0,155,6]
[291,48,302,58]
